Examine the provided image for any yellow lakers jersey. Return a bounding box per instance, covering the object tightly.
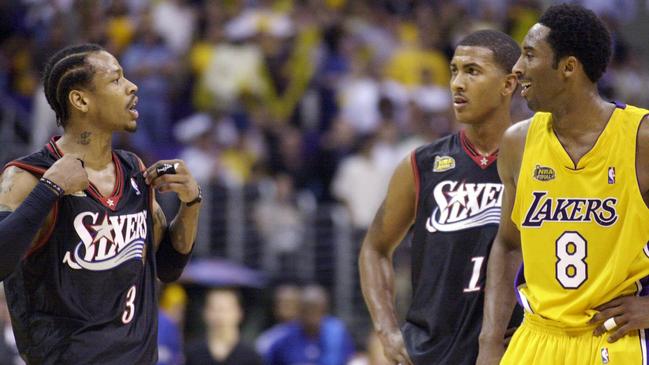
[512,103,649,327]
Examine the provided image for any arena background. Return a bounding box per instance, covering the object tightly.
[1,0,649,364]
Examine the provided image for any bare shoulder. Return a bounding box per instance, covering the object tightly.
[498,118,532,184]
[0,166,39,211]
[502,118,532,149]
[637,114,649,145]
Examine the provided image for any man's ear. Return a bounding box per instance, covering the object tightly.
[69,90,89,113]
[561,56,578,79]
[502,73,518,97]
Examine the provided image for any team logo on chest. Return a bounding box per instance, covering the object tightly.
[521,192,618,227]
[63,210,148,271]
[426,180,503,232]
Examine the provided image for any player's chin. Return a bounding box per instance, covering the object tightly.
[454,110,476,124]
[124,121,138,133]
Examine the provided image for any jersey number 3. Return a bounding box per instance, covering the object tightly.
[556,231,588,289]
[122,285,137,324]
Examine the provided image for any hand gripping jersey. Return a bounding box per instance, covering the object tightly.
[2,137,158,364]
[404,131,518,365]
[512,103,649,328]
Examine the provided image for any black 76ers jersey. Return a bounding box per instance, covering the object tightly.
[2,137,158,364]
[402,131,515,365]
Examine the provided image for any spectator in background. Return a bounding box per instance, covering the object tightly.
[256,284,302,357]
[265,285,354,365]
[185,288,263,365]
[121,11,177,160]
[332,134,385,231]
[152,0,197,56]
[254,174,304,275]
[158,284,188,365]
[174,113,220,186]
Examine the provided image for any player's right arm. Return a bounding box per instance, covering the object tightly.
[0,156,88,280]
[359,156,416,365]
[476,120,529,365]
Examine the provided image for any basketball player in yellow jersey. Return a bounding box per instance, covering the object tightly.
[477,4,649,365]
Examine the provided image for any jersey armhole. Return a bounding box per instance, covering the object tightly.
[634,112,649,214]
[410,150,421,219]
[511,119,536,229]
[25,201,60,258]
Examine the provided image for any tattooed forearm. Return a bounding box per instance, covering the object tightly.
[77,131,92,145]
[169,204,200,254]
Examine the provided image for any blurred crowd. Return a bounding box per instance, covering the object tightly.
[2,0,649,364]
[2,0,649,224]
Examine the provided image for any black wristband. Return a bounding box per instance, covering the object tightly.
[156,229,193,283]
[39,177,64,197]
[186,185,202,207]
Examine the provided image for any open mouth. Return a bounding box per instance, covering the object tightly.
[127,97,139,119]
[520,81,531,97]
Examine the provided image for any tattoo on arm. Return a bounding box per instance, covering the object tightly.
[77,131,92,145]
[0,204,13,212]
[0,168,23,194]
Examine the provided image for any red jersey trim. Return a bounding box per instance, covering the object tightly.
[2,161,47,176]
[460,130,498,170]
[410,150,421,218]
[49,137,125,211]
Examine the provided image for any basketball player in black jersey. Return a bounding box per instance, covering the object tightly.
[0,44,201,364]
[359,30,521,365]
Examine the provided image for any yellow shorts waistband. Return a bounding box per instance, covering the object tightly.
[522,313,598,336]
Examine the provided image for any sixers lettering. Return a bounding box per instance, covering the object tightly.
[64,210,148,270]
[426,181,503,232]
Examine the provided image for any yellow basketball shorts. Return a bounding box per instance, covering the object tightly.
[501,314,648,365]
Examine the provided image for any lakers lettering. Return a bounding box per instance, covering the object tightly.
[522,191,618,227]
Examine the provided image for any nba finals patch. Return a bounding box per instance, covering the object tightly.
[433,156,455,172]
[608,167,615,184]
[601,347,609,364]
[533,165,555,181]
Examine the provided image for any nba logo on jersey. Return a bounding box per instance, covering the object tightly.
[608,167,615,184]
[601,347,609,364]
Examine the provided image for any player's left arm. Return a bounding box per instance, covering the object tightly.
[145,160,201,282]
[589,115,649,342]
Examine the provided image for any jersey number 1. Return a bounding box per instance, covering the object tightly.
[464,256,484,292]
[556,231,588,289]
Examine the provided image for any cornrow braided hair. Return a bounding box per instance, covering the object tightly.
[42,44,104,128]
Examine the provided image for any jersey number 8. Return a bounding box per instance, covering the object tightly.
[555,231,588,289]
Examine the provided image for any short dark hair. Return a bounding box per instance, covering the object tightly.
[42,44,104,128]
[457,30,521,73]
[539,3,611,83]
